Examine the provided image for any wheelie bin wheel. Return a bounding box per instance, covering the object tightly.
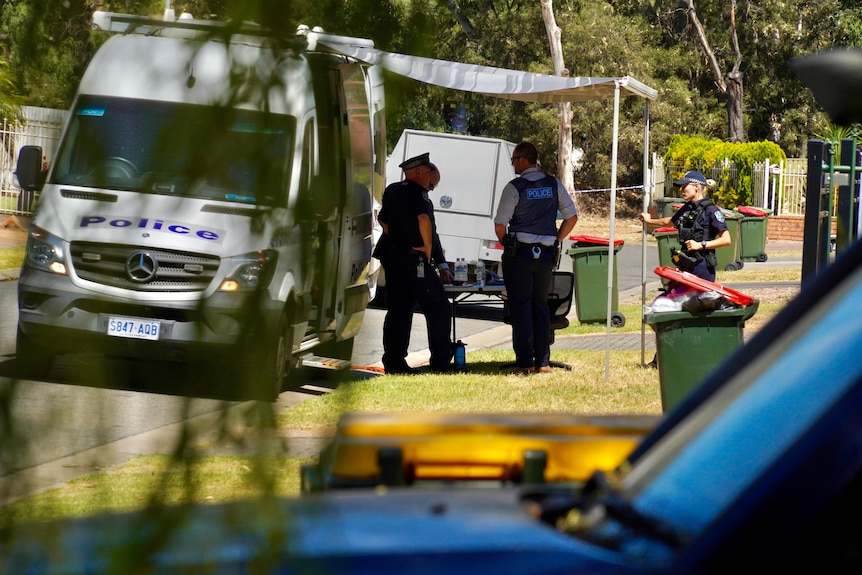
[736,259,744,270]
[611,312,626,328]
[724,262,738,271]
[756,252,768,262]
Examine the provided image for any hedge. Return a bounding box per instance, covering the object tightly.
[664,135,787,209]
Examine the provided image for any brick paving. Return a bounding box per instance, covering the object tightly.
[554,332,655,350]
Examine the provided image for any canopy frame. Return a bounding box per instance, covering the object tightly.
[318,40,658,378]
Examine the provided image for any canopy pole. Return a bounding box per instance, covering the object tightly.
[605,81,621,381]
[641,100,651,367]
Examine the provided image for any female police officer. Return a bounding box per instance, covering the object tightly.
[640,170,731,282]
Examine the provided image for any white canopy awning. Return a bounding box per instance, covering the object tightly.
[318,42,657,103]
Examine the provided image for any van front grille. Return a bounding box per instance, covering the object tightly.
[70,242,220,292]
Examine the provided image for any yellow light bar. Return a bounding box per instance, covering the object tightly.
[320,413,660,485]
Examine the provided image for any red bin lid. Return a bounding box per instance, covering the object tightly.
[569,234,625,247]
[654,227,677,233]
[653,266,755,306]
[736,206,768,217]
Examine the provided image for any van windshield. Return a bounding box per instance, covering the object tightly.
[51,96,294,206]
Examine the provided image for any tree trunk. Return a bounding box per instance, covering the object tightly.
[685,0,746,142]
[540,0,574,194]
[445,0,475,42]
[725,0,746,142]
[727,70,745,143]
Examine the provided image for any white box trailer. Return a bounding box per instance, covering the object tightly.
[386,129,516,269]
[384,129,575,274]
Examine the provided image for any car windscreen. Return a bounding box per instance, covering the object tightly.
[51,96,295,206]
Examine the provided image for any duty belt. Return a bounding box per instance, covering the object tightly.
[518,241,554,260]
[518,241,554,248]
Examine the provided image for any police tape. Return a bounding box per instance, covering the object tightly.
[570,185,646,194]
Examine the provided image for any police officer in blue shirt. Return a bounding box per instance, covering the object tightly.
[640,170,731,282]
[494,142,578,374]
[375,153,453,374]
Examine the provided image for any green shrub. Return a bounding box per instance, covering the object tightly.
[664,135,786,208]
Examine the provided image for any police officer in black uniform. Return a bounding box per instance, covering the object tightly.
[640,170,731,282]
[494,142,579,374]
[374,153,453,374]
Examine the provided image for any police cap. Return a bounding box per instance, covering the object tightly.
[673,170,708,187]
[399,152,431,171]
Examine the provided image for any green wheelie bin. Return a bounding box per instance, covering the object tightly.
[654,196,681,218]
[736,206,772,262]
[653,227,680,289]
[716,208,744,271]
[567,235,626,327]
[645,266,759,412]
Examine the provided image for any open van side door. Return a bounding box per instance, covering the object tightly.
[302,59,374,343]
[333,62,375,340]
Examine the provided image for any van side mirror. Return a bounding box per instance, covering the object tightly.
[15,145,47,191]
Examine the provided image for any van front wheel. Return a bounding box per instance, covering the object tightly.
[244,314,294,402]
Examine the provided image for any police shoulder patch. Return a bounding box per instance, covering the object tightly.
[714,210,726,224]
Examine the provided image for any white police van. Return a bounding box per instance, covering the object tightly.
[13,10,386,400]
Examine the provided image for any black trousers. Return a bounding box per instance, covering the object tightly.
[381,256,452,370]
[690,256,716,282]
[502,243,556,369]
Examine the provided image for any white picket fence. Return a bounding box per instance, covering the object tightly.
[0,106,66,215]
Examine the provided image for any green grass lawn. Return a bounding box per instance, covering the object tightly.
[1,454,313,525]
[0,246,24,270]
[279,349,660,429]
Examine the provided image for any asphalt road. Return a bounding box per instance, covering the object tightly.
[0,278,240,489]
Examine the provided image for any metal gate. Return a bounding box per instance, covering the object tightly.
[778,158,807,216]
[803,138,862,282]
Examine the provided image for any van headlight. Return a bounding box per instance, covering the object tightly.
[219,250,277,292]
[25,226,67,275]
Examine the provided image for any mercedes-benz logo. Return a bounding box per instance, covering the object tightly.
[126,251,158,283]
[440,195,453,209]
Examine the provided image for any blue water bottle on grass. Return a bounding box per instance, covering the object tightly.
[454,340,466,368]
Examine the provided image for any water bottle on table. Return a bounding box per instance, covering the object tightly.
[454,258,468,285]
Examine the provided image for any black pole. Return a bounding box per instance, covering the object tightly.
[836,138,856,257]
[802,139,825,284]
[856,149,862,241]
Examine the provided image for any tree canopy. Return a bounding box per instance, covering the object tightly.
[1,0,859,191]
